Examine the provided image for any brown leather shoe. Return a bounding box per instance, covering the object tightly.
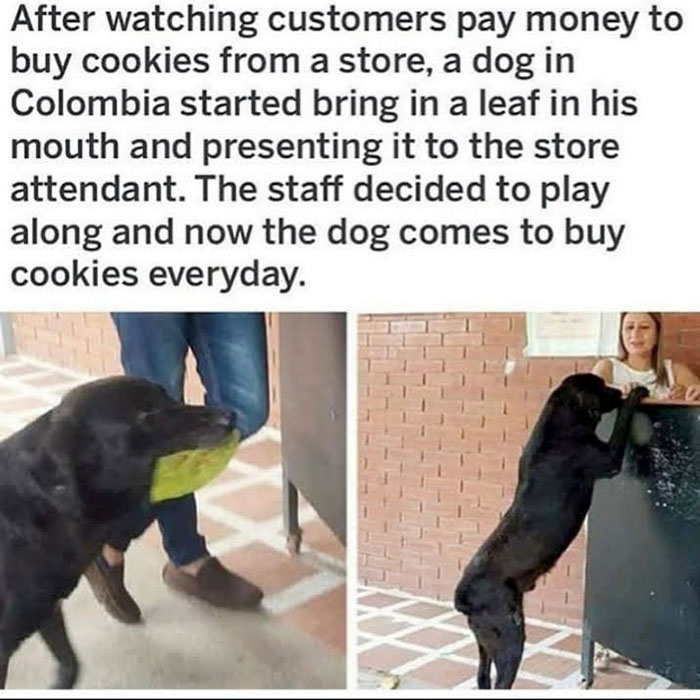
[162,557,263,609]
[84,554,142,624]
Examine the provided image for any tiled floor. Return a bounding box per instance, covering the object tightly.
[0,355,346,658]
[357,585,681,690]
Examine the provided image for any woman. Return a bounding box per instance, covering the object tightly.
[592,312,700,402]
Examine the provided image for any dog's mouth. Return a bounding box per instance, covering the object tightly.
[137,405,236,455]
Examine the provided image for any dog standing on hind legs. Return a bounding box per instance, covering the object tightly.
[454,374,649,689]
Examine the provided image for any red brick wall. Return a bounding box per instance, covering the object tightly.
[10,312,281,429]
[358,312,700,625]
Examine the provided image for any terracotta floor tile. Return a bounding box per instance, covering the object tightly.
[219,542,316,595]
[236,439,281,468]
[408,658,475,688]
[590,667,655,689]
[441,613,469,629]
[400,601,451,620]
[512,677,550,689]
[525,623,561,644]
[358,616,414,636]
[358,644,422,672]
[281,584,346,654]
[358,592,407,609]
[200,467,248,492]
[211,483,281,522]
[450,642,478,660]
[297,518,345,560]
[197,514,237,542]
[520,651,579,679]
[0,396,49,413]
[398,627,464,650]
[551,633,583,654]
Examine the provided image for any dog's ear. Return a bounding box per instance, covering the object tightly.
[550,382,601,427]
[45,409,149,510]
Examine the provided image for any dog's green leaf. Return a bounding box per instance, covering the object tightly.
[150,430,240,502]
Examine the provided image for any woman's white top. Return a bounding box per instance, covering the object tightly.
[609,358,675,399]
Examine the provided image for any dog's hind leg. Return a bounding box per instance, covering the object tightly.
[476,643,493,689]
[0,652,8,689]
[493,615,525,689]
[38,604,79,689]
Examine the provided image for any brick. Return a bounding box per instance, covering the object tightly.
[368,333,404,346]
[387,372,425,386]
[366,434,402,449]
[385,571,420,589]
[358,346,387,359]
[425,346,466,360]
[424,476,462,493]
[359,396,388,411]
[443,332,484,346]
[439,517,479,534]
[427,319,467,333]
[387,397,422,412]
[440,385,482,401]
[405,385,443,400]
[406,360,444,374]
[370,359,405,373]
[387,346,426,361]
[422,451,461,469]
[390,320,427,333]
[367,409,404,426]
[422,527,459,544]
[425,399,464,415]
[404,333,442,346]
[424,425,462,443]
[483,331,525,346]
[465,345,507,361]
[368,384,405,398]
[358,320,389,333]
[445,358,485,374]
[463,481,504,501]
[404,411,441,425]
[468,316,512,332]
[425,372,464,387]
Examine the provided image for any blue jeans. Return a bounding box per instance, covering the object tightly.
[107,313,269,566]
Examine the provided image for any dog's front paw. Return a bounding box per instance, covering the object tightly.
[628,386,650,403]
[51,662,78,690]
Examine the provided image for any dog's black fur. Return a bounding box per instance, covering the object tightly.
[0,376,235,688]
[454,373,648,689]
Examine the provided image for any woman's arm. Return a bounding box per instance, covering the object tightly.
[591,358,614,384]
[671,362,700,401]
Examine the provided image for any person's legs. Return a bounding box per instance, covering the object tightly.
[189,313,269,440]
[160,313,269,607]
[110,312,209,565]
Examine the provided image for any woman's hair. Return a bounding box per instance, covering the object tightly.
[618,312,668,387]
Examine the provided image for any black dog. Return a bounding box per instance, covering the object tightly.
[454,373,648,689]
[0,376,235,688]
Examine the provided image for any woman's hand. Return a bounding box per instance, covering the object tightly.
[685,384,700,402]
[668,383,688,400]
